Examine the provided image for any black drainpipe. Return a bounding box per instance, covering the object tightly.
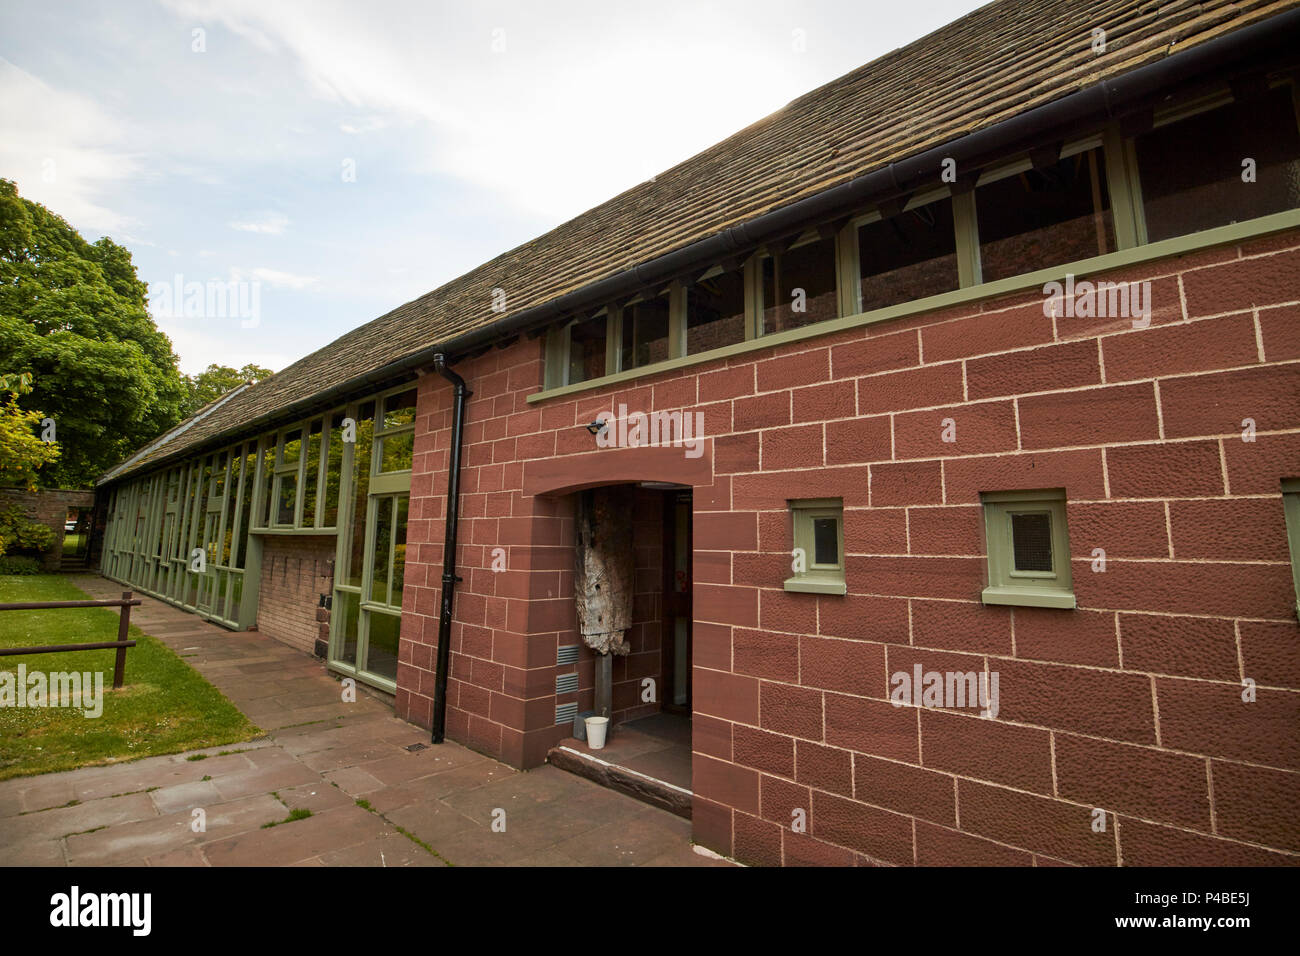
[431,353,471,744]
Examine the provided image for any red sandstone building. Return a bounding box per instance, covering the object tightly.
[98,0,1300,865]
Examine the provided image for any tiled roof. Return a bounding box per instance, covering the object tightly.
[102,0,1297,484]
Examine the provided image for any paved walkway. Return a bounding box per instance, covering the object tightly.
[0,575,725,867]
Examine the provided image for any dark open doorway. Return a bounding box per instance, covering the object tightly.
[550,483,694,816]
[61,506,91,571]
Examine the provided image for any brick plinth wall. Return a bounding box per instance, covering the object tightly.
[256,536,335,656]
[0,488,95,570]
[400,227,1300,865]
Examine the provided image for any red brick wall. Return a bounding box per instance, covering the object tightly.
[256,535,335,656]
[0,488,95,570]
[612,488,664,724]
[401,227,1300,865]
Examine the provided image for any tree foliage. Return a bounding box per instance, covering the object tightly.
[183,363,272,416]
[0,504,56,556]
[0,372,60,491]
[0,179,187,487]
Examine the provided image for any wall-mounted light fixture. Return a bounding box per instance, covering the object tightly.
[585,418,608,437]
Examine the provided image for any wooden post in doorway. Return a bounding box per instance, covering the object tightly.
[575,487,634,722]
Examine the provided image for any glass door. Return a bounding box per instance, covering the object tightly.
[328,385,415,692]
[358,494,408,683]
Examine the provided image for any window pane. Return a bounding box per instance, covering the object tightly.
[761,236,838,335]
[302,419,322,526]
[1137,88,1300,242]
[221,452,240,564]
[813,517,839,566]
[391,496,408,607]
[276,474,297,526]
[343,405,374,589]
[370,497,393,604]
[382,389,418,430]
[323,412,344,526]
[976,147,1115,283]
[620,294,671,369]
[280,429,302,466]
[858,197,958,311]
[378,431,414,473]
[1011,511,1054,572]
[258,446,275,527]
[212,451,228,498]
[687,269,746,354]
[567,314,607,383]
[233,450,256,567]
[336,590,359,666]
[365,610,400,681]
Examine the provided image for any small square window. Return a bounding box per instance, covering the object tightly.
[1010,511,1054,572]
[785,498,846,595]
[981,489,1075,609]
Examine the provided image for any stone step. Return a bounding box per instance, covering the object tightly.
[546,743,692,819]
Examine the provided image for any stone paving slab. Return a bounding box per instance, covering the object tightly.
[0,575,730,867]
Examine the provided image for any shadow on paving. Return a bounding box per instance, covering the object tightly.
[0,575,729,868]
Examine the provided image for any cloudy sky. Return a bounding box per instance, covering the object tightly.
[0,0,984,374]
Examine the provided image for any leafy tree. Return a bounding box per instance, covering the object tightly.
[0,372,60,490]
[0,505,56,556]
[0,179,187,487]
[183,363,273,416]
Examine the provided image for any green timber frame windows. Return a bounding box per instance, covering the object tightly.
[849,191,960,313]
[259,414,341,532]
[686,265,747,354]
[99,438,261,629]
[758,231,840,335]
[328,383,414,693]
[981,489,1075,609]
[1282,478,1300,621]
[563,312,610,385]
[98,380,421,642]
[540,79,1300,398]
[785,498,846,595]
[620,289,675,370]
[1134,84,1300,243]
[973,142,1116,284]
[375,388,417,474]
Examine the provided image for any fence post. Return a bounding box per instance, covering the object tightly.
[113,590,132,689]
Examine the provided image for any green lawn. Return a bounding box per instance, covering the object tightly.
[0,575,259,780]
[61,533,85,555]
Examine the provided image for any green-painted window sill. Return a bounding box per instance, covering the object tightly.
[784,575,847,596]
[981,586,1076,609]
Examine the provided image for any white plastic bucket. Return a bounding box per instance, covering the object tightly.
[584,716,609,749]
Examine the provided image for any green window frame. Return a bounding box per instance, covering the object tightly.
[538,78,1300,401]
[373,387,417,479]
[326,382,415,693]
[981,489,1075,609]
[1281,478,1300,622]
[785,498,847,596]
[99,437,261,629]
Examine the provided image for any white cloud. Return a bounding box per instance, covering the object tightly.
[0,58,136,234]
[339,117,388,135]
[229,212,289,234]
[153,1,979,221]
[248,266,318,289]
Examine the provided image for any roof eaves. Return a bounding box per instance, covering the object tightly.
[97,382,253,486]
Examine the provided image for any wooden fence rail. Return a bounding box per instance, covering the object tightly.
[0,591,141,689]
